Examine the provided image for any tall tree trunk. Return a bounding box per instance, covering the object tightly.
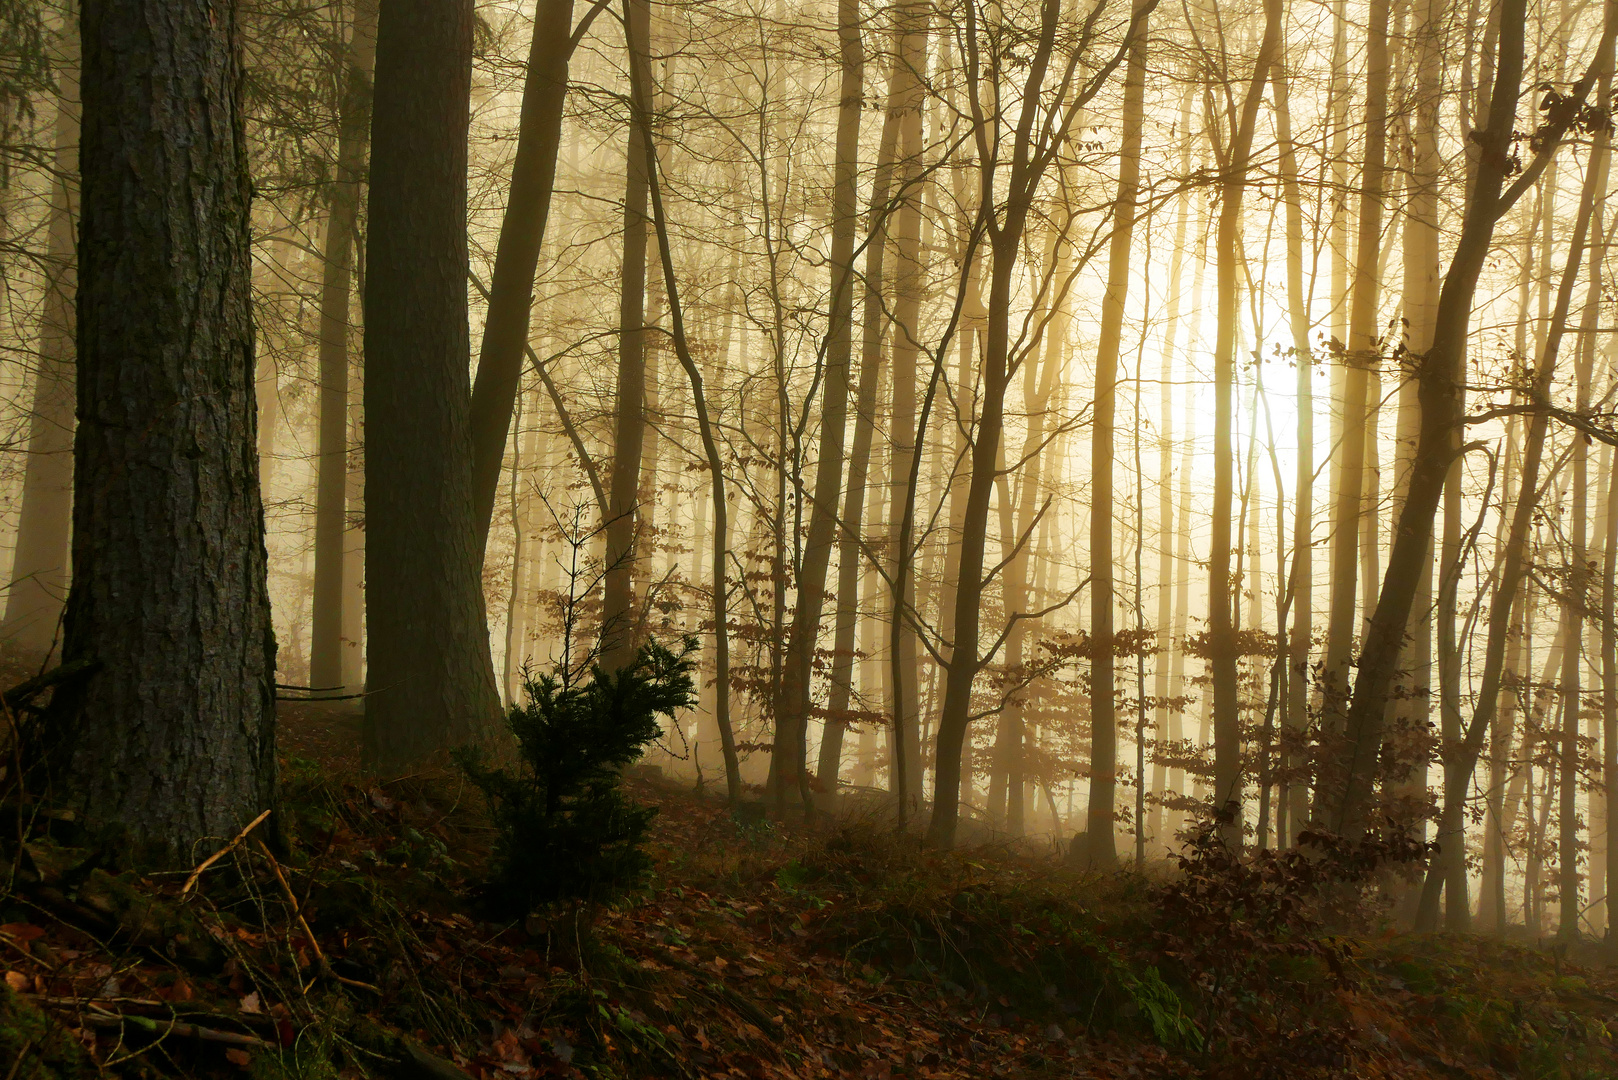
[884,0,928,823]
[1167,207,1208,843]
[1481,231,1533,932]
[1273,57,1313,846]
[309,0,378,693]
[1604,421,1618,946]
[1560,131,1607,938]
[341,366,366,690]
[1209,0,1284,848]
[1149,90,1192,844]
[630,39,741,802]
[1085,9,1147,868]
[924,0,1154,850]
[997,239,1067,838]
[57,0,274,858]
[773,0,860,815]
[1409,10,1616,922]
[817,60,903,796]
[362,0,502,767]
[1324,0,1390,827]
[468,0,581,551]
[5,9,79,655]
[601,0,654,670]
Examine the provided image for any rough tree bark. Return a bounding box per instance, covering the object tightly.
[1559,108,1608,937]
[56,0,275,859]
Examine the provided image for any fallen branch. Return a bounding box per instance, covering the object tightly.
[181,809,272,896]
[23,993,279,1032]
[80,1008,275,1049]
[253,838,381,995]
[0,659,100,711]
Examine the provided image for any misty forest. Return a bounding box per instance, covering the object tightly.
[4,0,1618,1073]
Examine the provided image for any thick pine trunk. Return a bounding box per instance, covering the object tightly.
[362,0,501,766]
[58,0,275,859]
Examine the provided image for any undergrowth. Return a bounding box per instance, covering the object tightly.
[1,743,1615,1079]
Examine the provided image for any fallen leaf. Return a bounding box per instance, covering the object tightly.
[4,970,27,992]
[239,991,263,1014]
[157,978,195,1002]
[225,1048,252,1068]
[0,923,44,942]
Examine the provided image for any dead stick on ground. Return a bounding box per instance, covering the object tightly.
[253,838,380,995]
[81,1010,274,1049]
[181,810,272,896]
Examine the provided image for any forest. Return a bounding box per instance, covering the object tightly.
[3,0,1618,1073]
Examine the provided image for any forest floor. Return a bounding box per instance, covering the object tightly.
[2,698,1617,1079]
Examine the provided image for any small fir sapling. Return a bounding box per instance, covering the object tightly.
[457,637,696,919]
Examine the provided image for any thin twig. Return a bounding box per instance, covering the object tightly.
[180,809,272,896]
[253,839,380,995]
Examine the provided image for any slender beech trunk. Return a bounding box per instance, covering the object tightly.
[601,0,655,670]
[630,49,741,801]
[1408,12,1617,924]
[468,0,585,550]
[1404,0,1451,919]
[1209,0,1284,848]
[4,13,78,656]
[817,56,903,795]
[1587,449,1608,933]
[1150,88,1193,843]
[1604,420,1618,946]
[1560,132,1608,938]
[1482,234,1533,931]
[1085,9,1147,868]
[310,0,378,692]
[340,360,366,690]
[1166,202,1208,841]
[59,0,274,857]
[1273,58,1313,845]
[1323,0,1390,826]
[774,0,860,815]
[925,0,1156,850]
[884,0,928,822]
[997,238,1068,838]
[362,0,502,766]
